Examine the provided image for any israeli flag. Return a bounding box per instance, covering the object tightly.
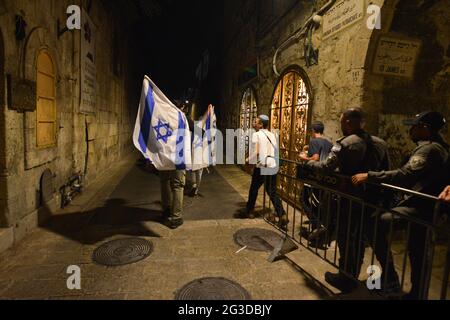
[191,106,217,171]
[133,76,192,171]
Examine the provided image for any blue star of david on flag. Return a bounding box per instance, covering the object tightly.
[153,119,172,143]
[194,137,203,149]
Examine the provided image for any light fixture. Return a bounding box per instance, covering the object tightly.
[312,15,323,27]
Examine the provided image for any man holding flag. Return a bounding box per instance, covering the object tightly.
[188,104,217,197]
[133,76,192,229]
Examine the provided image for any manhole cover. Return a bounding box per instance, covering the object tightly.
[175,277,252,300]
[234,228,283,252]
[92,238,153,266]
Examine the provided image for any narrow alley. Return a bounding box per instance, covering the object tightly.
[0,154,336,300]
[0,0,449,306]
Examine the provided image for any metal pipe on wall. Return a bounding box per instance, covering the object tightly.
[272,0,336,76]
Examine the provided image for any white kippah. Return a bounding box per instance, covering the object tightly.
[259,115,270,122]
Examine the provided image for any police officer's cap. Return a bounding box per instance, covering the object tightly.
[403,111,447,131]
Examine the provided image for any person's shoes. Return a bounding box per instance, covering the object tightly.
[325,272,358,294]
[248,209,257,219]
[299,227,311,239]
[278,214,289,231]
[382,277,402,295]
[189,187,199,197]
[308,227,330,249]
[169,219,184,230]
[235,208,255,219]
[308,226,327,241]
[265,213,278,224]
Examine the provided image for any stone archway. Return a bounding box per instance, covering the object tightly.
[270,67,313,204]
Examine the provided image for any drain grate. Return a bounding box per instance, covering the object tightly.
[175,277,252,300]
[92,238,153,266]
[234,228,283,252]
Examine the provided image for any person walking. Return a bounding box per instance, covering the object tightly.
[238,115,288,230]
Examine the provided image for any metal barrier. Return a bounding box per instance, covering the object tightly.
[262,158,450,300]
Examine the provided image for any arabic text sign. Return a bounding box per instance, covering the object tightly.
[323,0,365,39]
[373,36,422,78]
[80,10,96,113]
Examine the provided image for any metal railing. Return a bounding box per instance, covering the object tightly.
[262,158,450,300]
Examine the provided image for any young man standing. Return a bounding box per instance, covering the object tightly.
[299,121,333,245]
[300,121,333,162]
[239,115,288,230]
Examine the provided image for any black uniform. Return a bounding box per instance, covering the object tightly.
[368,138,450,299]
[300,130,398,283]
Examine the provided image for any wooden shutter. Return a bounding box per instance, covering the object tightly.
[36,51,56,148]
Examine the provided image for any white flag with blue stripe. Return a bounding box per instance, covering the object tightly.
[133,76,192,171]
[191,105,217,171]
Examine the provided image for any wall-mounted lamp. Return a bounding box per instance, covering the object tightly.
[312,15,323,28]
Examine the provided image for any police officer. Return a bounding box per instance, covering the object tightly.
[352,111,449,300]
[299,108,399,293]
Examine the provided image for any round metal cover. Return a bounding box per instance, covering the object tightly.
[92,238,153,266]
[175,277,252,300]
[234,228,283,252]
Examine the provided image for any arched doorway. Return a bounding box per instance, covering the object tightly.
[270,69,312,202]
[36,50,57,149]
[239,87,258,173]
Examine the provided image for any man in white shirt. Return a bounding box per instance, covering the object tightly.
[239,115,288,230]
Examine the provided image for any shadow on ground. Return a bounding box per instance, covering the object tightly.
[38,160,247,245]
[283,258,336,299]
[39,198,163,245]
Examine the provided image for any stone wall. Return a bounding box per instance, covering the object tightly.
[220,0,449,168]
[221,0,385,137]
[366,0,450,166]
[0,0,140,244]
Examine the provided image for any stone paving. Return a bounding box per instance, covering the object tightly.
[0,155,336,300]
